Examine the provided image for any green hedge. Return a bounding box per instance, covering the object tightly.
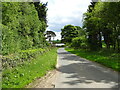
[1,2,53,88]
[70,36,87,49]
[2,48,51,69]
[2,2,48,55]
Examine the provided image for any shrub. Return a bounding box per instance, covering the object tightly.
[2,48,49,70]
[71,36,87,49]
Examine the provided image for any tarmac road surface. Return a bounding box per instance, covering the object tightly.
[55,48,119,88]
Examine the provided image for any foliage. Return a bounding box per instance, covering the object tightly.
[33,2,48,24]
[2,48,57,88]
[61,25,79,43]
[70,36,87,49]
[83,1,120,51]
[1,2,55,88]
[2,48,49,69]
[45,31,56,41]
[66,48,120,72]
[61,24,87,49]
[2,2,48,55]
[52,39,61,44]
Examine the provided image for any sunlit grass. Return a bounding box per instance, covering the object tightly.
[65,48,120,72]
[2,48,57,88]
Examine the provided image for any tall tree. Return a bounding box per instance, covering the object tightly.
[45,31,56,42]
[93,2,120,51]
[33,1,48,33]
[83,1,100,50]
[61,25,78,43]
[83,1,120,52]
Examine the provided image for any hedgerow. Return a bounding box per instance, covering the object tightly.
[1,2,54,88]
[2,48,50,69]
[2,2,48,55]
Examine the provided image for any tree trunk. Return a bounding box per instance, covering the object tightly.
[103,33,110,49]
[98,32,102,48]
[117,39,120,52]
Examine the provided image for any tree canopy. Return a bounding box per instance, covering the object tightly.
[83,1,120,51]
[2,2,48,55]
[61,25,79,43]
[61,1,120,52]
[45,31,56,42]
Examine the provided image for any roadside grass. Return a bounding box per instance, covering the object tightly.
[65,48,120,72]
[2,48,57,88]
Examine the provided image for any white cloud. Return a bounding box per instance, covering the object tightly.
[54,31,61,40]
[41,0,91,40]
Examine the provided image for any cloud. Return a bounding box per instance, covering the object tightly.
[54,31,61,40]
[41,0,91,40]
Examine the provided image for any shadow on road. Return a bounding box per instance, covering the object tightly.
[57,49,119,88]
[57,51,71,55]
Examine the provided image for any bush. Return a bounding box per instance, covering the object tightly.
[70,36,87,49]
[2,48,50,70]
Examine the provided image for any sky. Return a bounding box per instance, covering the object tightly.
[41,0,91,40]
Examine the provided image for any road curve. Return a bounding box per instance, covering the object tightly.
[55,48,119,88]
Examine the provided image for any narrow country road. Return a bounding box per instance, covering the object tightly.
[55,48,119,88]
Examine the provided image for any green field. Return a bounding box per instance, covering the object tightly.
[2,48,57,88]
[65,48,120,72]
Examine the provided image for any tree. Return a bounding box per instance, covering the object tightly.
[61,25,78,43]
[33,1,48,33]
[92,2,120,51]
[45,31,56,42]
[83,1,120,52]
[75,26,86,37]
[83,1,100,50]
[2,2,48,55]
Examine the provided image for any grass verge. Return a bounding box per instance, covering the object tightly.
[65,48,120,72]
[2,48,57,88]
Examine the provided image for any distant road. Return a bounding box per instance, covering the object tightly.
[55,48,119,88]
[55,43,65,47]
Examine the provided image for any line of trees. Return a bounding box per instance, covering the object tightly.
[83,1,120,51]
[61,1,120,52]
[2,1,48,55]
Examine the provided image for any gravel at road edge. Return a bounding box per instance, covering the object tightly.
[26,70,57,88]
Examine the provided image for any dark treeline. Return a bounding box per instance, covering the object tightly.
[83,1,120,51]
[61,1,120,52]
[2,1,48,55]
